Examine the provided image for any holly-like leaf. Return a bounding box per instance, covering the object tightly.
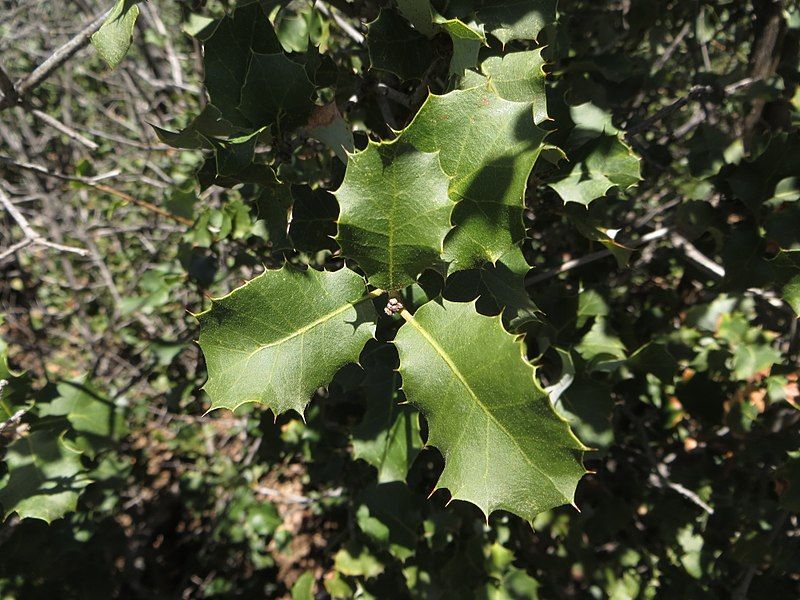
[0,429,91,523]
[396,0,435,36]
[445,245,539,331]
[401,86,545,270]
[39,380,126,459]
[436,18,486,79]
[394,300,586,521]
[356,482,423,561]
[201,2,282,126]
[449,0,556,44]
[368,10,435,82]
[0,330,32,421]
[481,50,547,122]
[305,103,354,163]
[550,135,641,207]
[238,53,315,129]
[288,186,339,253]
[352,344,421,483]
[91,0,140,69]
[335,141,453,291]
[197,267,378,415]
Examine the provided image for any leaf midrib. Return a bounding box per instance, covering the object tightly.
[246,293,372,360]
[401,310,568,504]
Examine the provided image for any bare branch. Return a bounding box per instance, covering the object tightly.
[0,10,109,110]
[29,108,99,150]
[0,156,193,226]
[315,1,365,45]
[0,188,90,260]
[526,227,671,286]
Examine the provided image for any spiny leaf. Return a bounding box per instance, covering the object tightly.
[481,50,548,122]
[550,135,642,207]
[201,2,282,126]
[305,103,354,163]
[447,0,556,45]
[356,482,423,561]
[198,267,377,415]
[0,429,92,523]
[401,85,546,270]
[237,52,315,129]
[368,10,435,81]
[352,344,421,483]
[394,300,586,521]
[91,0,140,69]
[396,0,435,36]
[436,18,486,79]
[335,141,453,291]
[444,245,539,332]
[473,0,556,44]
[39,380,126,459]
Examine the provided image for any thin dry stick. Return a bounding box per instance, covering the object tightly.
[0,156,193,226]
[526,227,670,286]
[315,1,364,45]
[29,108,99,150]
[0,10,109,110]
[0,188,89,260]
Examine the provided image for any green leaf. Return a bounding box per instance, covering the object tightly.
[252,178,294,250]
[287,186,339,253]
[198,267,377,415]
[475,245,538,330]
[352,344,421,483]
[396,0,435,36]
[305,103,354,163]
[481,50,547,122]
[39,380,126,459]
[334,542,385,578]
[550,135,641,207]
[445,245,539,332]
[394,300,586,521]
[356,482,422,561]
[368,10,435,81]
[201,3,282,126]
[91,0,140,69]
[0,429,91,523]
[575,317,627,371]
[731,343,781,381]
[468,0,556,44]
[335,141,453,291]
[401,86,545,270]
[291,571,315,600]
[436,18,486,79]
[0,333,32,421]
[238,52,316,129]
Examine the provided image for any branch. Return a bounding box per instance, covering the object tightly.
[29,107,99,150]
[315,1,365,45]
[0,188,89,260]
[0,10,109,110]
[625,78,762,138]
[526,227,671,286]
[0,156,193,226]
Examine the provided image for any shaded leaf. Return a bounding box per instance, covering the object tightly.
[402,86,545,270]
[368,10,435,81]
[0,429,91,523]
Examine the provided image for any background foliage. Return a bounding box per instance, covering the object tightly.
[1,0,799,598]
